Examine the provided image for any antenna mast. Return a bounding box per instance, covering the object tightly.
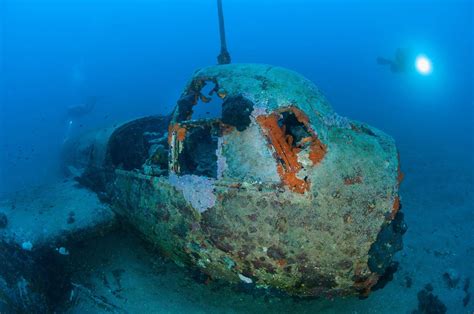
[217,0,231,65]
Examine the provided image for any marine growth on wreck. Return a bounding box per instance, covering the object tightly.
[63,63,406,298]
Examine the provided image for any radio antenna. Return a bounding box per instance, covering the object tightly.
[216,0,231,65]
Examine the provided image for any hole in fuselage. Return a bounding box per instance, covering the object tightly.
[279,111,312,150]
[175,79,224,123]
[172,80,257,179]
[178,122,219,178]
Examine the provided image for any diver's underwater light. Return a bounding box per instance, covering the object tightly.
[415,54,432,75]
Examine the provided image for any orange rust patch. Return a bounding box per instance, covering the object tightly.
[390,196,400,220]
[397,170,404,185]
[168,123,187,144]
[257,113,309,193]
[308,139,327,164]
[257,107,326,194]
[278,164,310,193]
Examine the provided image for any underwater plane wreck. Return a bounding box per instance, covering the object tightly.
[0,2,406,312]
[1,64,406,311]
[66,64,407,297]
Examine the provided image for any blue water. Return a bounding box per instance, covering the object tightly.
[0,0,473,312]
[1,0,472,195]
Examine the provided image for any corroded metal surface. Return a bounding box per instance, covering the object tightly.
[66,64,406,297]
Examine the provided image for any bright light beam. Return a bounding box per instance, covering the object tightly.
[415,54,432,75]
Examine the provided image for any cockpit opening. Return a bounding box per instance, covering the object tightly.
[107,116,170,175]
[177,122,219,178]
[191,81,223,120]
[176,79,224,123]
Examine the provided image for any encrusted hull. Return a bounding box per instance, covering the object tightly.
[64,64,406,297]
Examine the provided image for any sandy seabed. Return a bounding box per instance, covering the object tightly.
[1,142,472,313]
[60,143,473,314]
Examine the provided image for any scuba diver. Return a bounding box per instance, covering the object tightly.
[63,96,98,142]
[377,48,407,73]
[66,96,97,119]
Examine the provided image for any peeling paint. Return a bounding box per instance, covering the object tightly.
[168,173,216,213]
[250,106,268,119]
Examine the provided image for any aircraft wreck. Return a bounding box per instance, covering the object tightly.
[0,64,406,312]
[62,63,406,298]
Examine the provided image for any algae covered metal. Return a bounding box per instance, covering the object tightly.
[63,64,406,297]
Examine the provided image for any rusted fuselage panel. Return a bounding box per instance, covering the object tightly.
[65,64,406,298]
